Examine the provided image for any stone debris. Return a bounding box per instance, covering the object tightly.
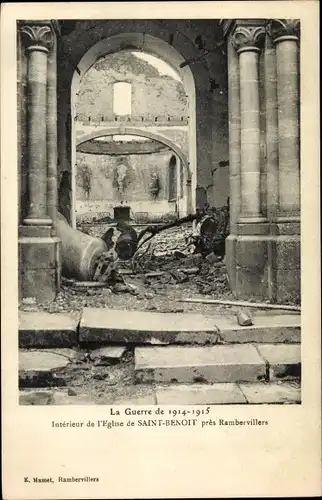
[237,311,253,326]
[178,267,199,275]
[205,252,221,264]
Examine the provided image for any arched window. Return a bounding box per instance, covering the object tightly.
[168,154,177,200]
[113,82,132,116]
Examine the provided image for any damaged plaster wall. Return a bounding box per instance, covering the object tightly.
[73,50,187,222]
[75,150,178,222]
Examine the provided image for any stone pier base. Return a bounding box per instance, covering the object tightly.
[226,227,300,303]
[19,228,61,303]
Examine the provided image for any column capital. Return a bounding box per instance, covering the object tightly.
[20,22,54,52]
[268,19,300,44]
[232,25,266,54]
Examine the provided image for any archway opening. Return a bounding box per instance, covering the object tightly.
[70,33,196,228]
[75,132,186,225]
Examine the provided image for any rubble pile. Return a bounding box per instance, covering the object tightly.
[20,206,232,313]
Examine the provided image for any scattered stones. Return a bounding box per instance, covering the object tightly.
[170,270,188,283]
[112,283,132,293]
[174,250,187,259]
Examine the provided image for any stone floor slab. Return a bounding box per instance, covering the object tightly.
[79,308,220,345]
[239,382,301,404]
[256,344,301,380]
[19,350,73,388]
[135,345,266,383]
[156,383,247,405]
[112,394,157,405]
[19,311,79,348]
[52,391,95,405]
[215,314,301,344]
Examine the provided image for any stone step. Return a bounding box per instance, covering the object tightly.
[155,381,301,405]
[215,313,300,344]
[134,344,301,384]
[156,383,247,404]
[256,344,301,380]
[79,308,221,345]
[19,381,301,405]
[135,345,267,383]
[19,311,79,348]
[19,349,76,388]
[78,308,300,346]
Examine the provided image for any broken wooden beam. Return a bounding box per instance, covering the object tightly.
[178,298,301,312]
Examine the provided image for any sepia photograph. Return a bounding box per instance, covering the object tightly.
[2,3,321,499]
[17,17,302,406]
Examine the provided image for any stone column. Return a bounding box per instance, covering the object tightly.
[269,19,300,218]
[18,22,61,304]
[47,26,58,232]
[21,24,53,226]
[232,26,266,222]
[227,34,241,234]
[264,34,279,222]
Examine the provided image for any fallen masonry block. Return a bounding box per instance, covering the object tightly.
[79,308,221,345]
[238,381,301,404]
[19,311,79,348]
[156,383,247,405]
[256,344,301,381]
[89,346,127,365]
[19,350,74,388]
[134,345,267,384]
[237,311,253,326]
[178,267,200,275]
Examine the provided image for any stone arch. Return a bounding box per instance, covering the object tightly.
[76,126,190,175]
[70,32,197,227]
